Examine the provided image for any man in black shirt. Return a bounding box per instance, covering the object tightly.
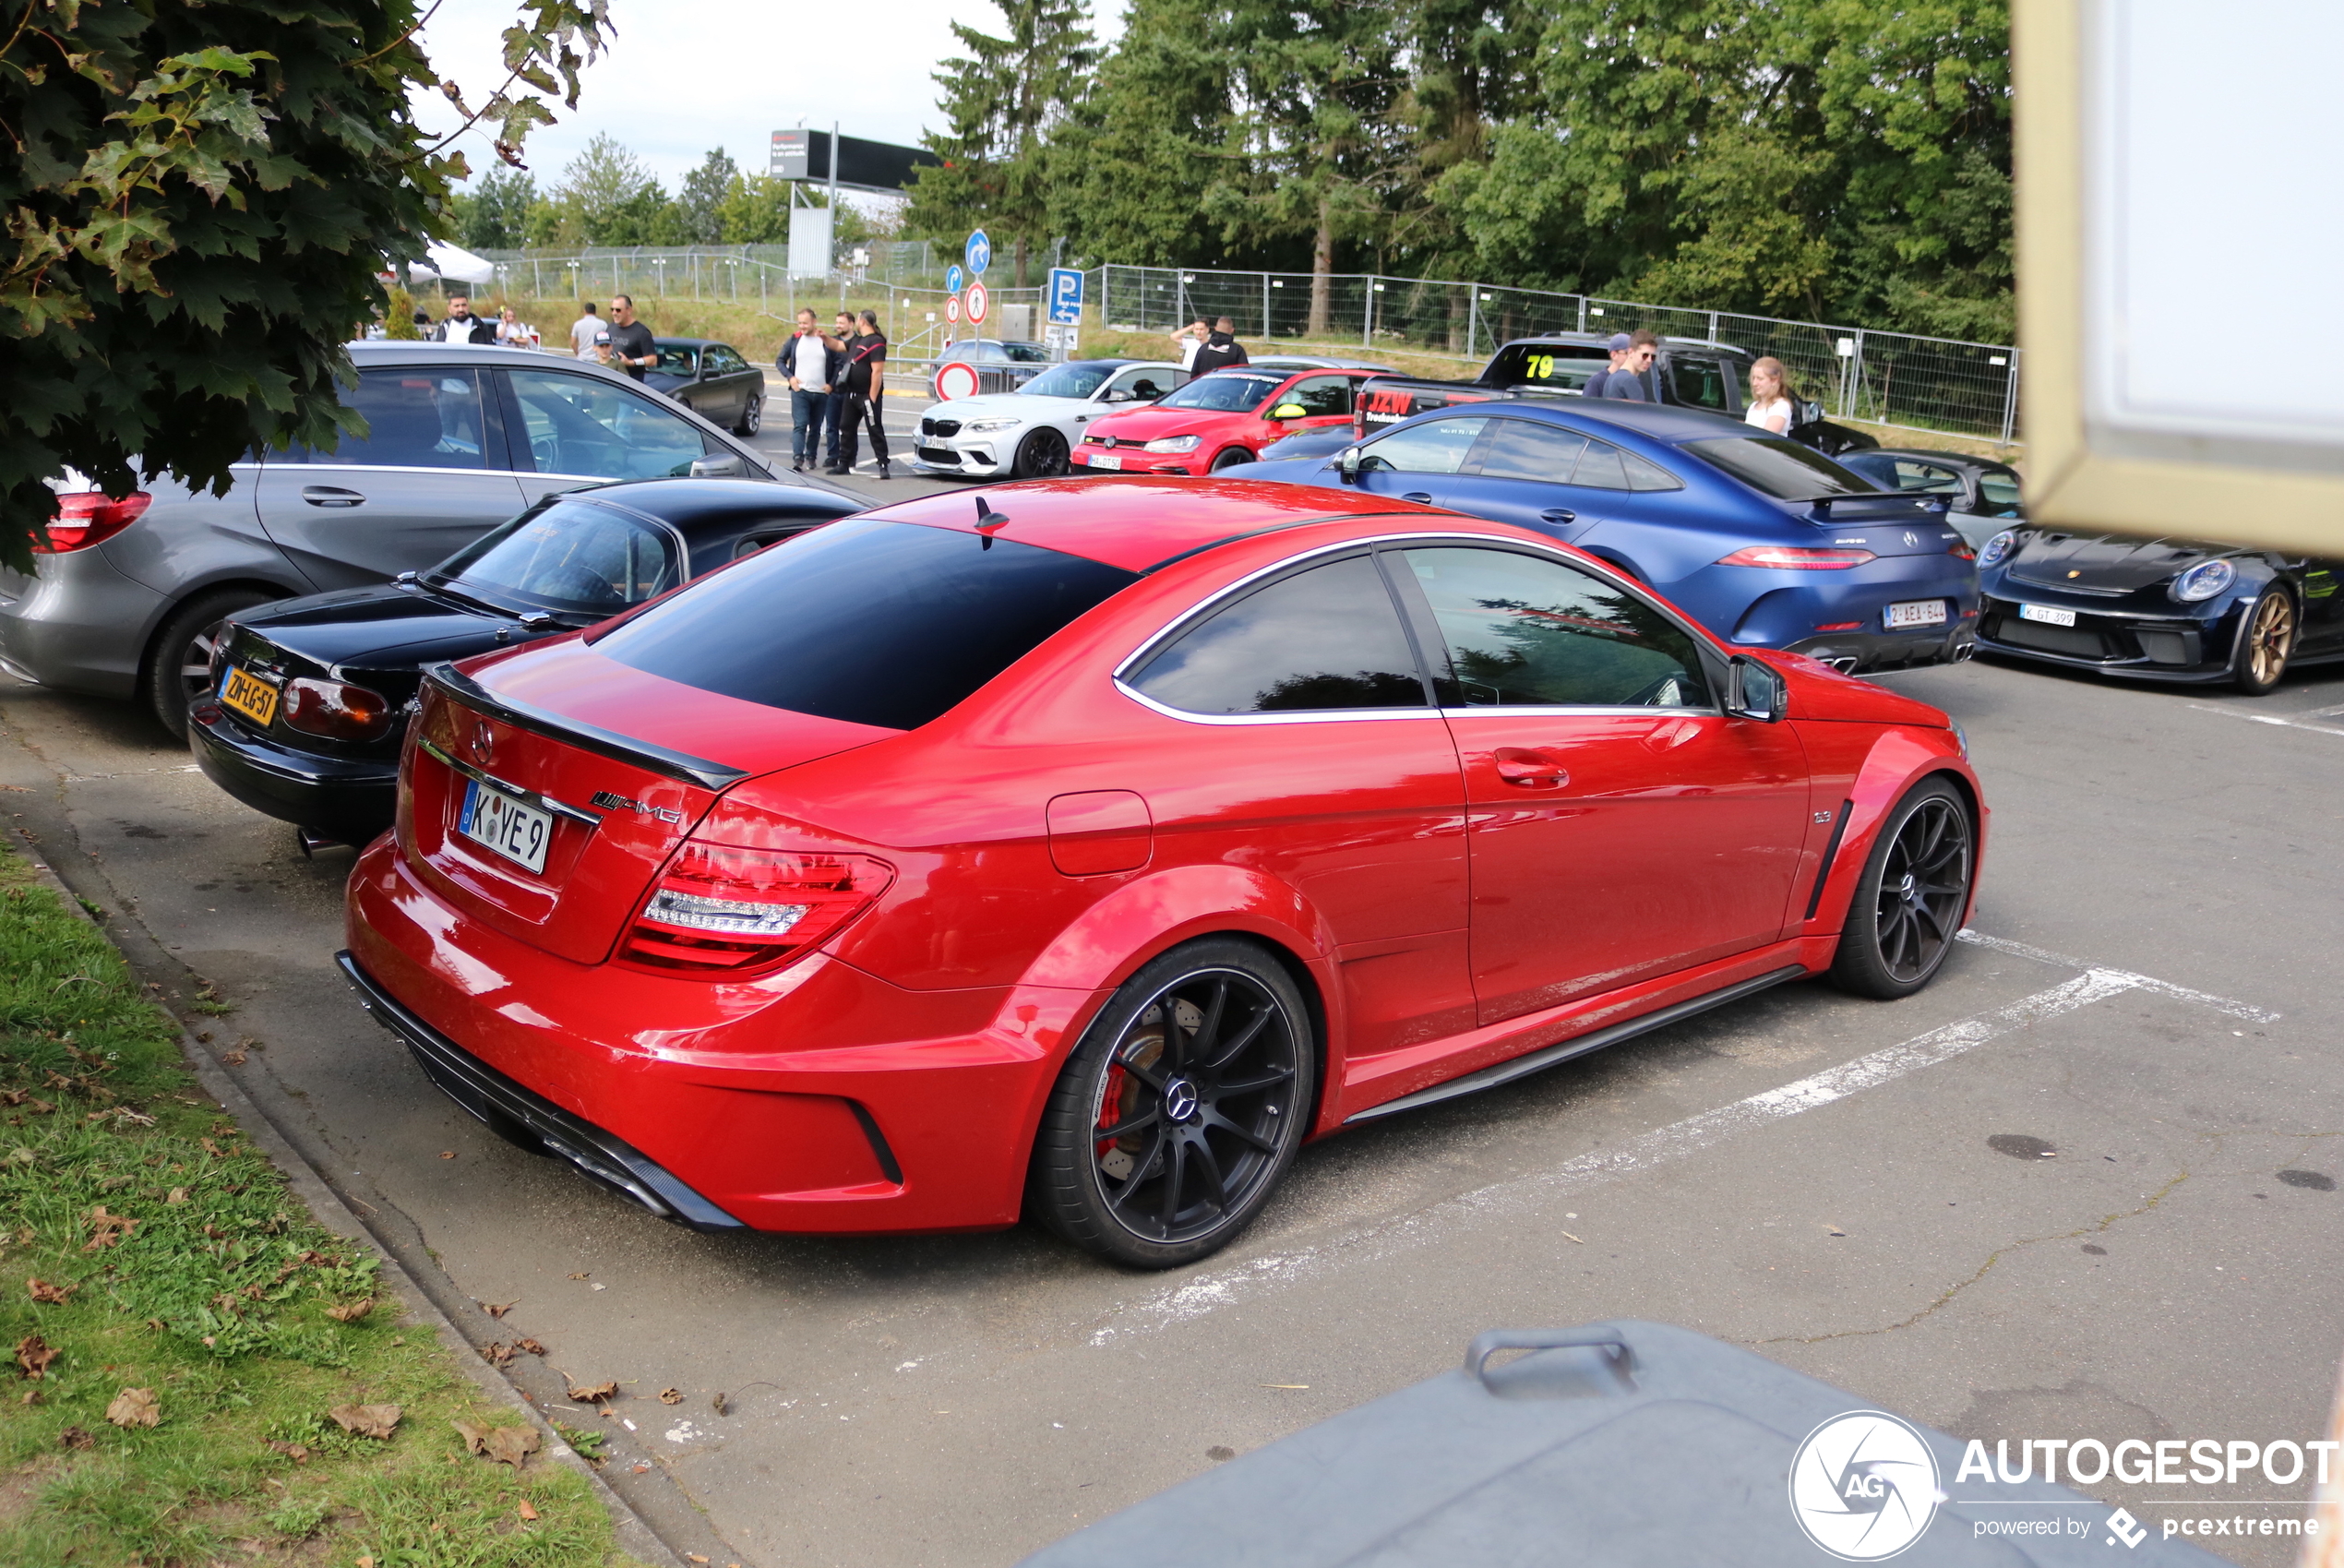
[604,293,657,382]
[832,309,891,479]
[1190,316,1250,377]
[432,293,497,345]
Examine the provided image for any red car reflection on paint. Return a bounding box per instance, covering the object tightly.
[341,477,1985,1267]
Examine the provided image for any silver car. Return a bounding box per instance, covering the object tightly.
[0,341,795,738]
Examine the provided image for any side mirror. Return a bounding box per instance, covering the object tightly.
[1104,389,1130,402]
[1270,403,1308,421]
[1337,445,1362,485]
[689,452,747,479]
[1725,654,1786,723]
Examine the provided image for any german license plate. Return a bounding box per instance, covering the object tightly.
[458,778,552,874]
[1087,451,1123,471]
[1884,599,1949,630]
[218,665,281,727]
[2018,603,2077,628]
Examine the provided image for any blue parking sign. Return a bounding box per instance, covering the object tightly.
[945,263,964,295]
[965,230,991,277]
[1048,268,1084,325]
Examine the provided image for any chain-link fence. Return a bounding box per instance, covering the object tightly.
[473,247,2019,444]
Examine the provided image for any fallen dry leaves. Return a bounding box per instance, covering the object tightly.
[27,1277,72,1304]
[164,1187,187,1205]
[517,1499,539,1522]
[566,1379,616,1406]
[106,1387,160,1429]
[482,1342,515,1367]
[268,1439,313,1463]
[82,1205,136,1251]
[659,1387,683,1405]
[59,1425,93,1450]
[324,1297,374,1323]
[454,1418,540,1468]
[482,1299,516,1320]
[329,1403,401,1440]
[17,1334,58,1379]
[513,1337,547,1357]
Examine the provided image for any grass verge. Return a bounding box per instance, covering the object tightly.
[0,847,636,1566]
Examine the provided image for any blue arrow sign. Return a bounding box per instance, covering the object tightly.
[965,229,991,277]
[1047,268,1085,325]
[944,263,964,295]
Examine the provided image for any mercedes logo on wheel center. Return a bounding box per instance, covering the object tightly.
[1788,1410,1943,1561]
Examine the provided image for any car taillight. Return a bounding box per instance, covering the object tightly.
[1946,538,1978,560]
[623,844,893,973]
[281,678,392,742]
[37,492,151,553]
[1716,545,1878,569]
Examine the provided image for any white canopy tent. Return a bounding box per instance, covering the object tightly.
[392,242,499,287]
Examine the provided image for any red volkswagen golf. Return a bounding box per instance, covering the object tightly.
[342,479,1984,1267]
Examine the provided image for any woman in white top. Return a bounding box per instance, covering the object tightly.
[1743,356,1796,436]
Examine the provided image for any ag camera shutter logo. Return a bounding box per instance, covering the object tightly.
[1788,1410,1943,1560]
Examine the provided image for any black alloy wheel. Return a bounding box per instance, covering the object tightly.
[2230,589,2294,695]
[1015,426,1071,478]
[1031,939,1314,1268]
[1209,446,1253,473]
[146,586,279,742]
[1829,776,1975,999]
[735,394,762,437]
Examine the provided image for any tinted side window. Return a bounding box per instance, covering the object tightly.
[596,520,1136,731]
[1624,450,1685,491]
[1359,417,1490,474]
[435,500,681,615]
[506,368,710,480]
[1402,546,1711,708]
[1129,555,1429,715]
[1572,438,1631,490]
[1468,420,1589,482]
[1978,472,2025,516]
[306,369,488,470]
[1668,357,1729,411]
[1283,376,1354,416]
[1890,460,1966,495]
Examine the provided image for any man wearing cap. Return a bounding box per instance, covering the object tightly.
[1583,332,1631,399]
[1601,329,1658,401]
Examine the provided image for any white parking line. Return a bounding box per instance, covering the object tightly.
[1084,933,2276,1346]
[2186,703,2344,738]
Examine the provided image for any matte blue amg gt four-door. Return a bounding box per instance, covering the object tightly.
[1228,401,1979,675]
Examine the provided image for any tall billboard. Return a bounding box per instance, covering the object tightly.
[768,129,938,194]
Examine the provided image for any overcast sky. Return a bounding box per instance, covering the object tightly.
[411,0,1123,194]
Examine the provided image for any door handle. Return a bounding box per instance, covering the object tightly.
[1492,748,1569,788]
[1402,491,1433,504]
[300,486,365,508]
[1539,509,1577,525]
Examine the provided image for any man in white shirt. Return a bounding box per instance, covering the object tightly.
[570,303,603,360]
[781,308,834,473]
[1168,317,1209,372]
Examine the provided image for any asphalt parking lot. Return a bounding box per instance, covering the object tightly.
[4,485,2339,1564]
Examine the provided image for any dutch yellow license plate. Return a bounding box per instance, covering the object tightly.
[219,665,281,727]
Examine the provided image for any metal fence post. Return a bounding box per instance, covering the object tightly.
[1576,296,1587,333]
[2000,349,2020,447]
[1262,270,1270,339]
[1708,310,1719,342]
[1467,290,1479,360]
[1363,276,1374,349]
[1844,329,1865,420]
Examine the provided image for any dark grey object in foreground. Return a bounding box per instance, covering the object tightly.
[1020,1320,2228,1567]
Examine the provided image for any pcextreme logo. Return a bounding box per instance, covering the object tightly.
[1789,1410,1944,1561]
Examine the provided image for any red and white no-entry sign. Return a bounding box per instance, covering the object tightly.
[945,294,961,323]
[965,281,989,326]
[934,361,982,401]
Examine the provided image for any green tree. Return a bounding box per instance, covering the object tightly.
[0,0,610,565]
[1051,0,1238,268]
[452,165,539,250]
[677,147,737,245]
[905,0,1100,287]
[549,132,659,242]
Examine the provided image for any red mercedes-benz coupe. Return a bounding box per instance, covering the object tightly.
[342,478,1984,1266]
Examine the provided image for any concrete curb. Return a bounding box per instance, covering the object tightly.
[8,827,692,1568]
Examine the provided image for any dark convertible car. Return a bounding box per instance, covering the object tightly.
[1976,527,2344,694]
[646,338,766,437]
[190,479,856,846]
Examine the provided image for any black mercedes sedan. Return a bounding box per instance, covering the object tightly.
[1976,526,2344,694]
[646,338,766,436]
[189,479,857,847]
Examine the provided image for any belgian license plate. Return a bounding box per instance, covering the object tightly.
[218,665,281,727]
[458,779,552,874]
[2019,603,2077,628]
[1088,451,1123,471]
[1884,599,1949,630]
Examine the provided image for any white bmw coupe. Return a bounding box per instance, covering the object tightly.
[910,359,1189,480]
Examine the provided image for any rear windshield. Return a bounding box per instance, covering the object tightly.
[1484,342,1610,391]
[592,519,1139,730]
[1157,373,1284,412]
[1681,437,1879,501]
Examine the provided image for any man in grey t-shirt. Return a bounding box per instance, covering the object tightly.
[570,303,602,360]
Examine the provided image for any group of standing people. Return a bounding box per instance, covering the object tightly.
[1170,317,1250,376]
[779,308,891,478]
[1584,327,1800,437]
[427,293,533,348]
[567,296,658,380]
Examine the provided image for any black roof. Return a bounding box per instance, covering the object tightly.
[651,337,735,350]
[1507,397,1754,443]
[1864,447,2021,478]
[1501,331,1754,358]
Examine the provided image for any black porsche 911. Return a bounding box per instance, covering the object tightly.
[189,479,858,847]
[1976,526,2344,694]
